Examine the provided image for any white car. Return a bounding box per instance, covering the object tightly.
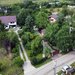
[61,65,71,72]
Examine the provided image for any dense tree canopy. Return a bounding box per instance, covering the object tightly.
[23,0,39,10]
[45,21,75,53]
[31,36,42,55]
[17,8,33,26]
[25,15,35,31]
[45,23,59,46]
[35,11,49,28]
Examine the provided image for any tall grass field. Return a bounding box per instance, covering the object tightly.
[0,0,23,5]
[0,0,50,5]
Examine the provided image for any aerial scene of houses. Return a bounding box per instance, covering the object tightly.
[0,0,75,75]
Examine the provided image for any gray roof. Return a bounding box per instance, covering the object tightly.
[50,14,58,20]
[0,16,17,25]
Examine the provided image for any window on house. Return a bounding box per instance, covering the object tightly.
[51,19,54,21]
[10,21,15,23]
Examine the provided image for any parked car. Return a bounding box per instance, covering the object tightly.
[62,65,71,72]
[67,68,75,74]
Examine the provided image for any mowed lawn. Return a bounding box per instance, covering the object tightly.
[0,0,23,5]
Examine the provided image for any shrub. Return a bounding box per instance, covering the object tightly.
[71,62,75,68]
[13,56,24,67]
[31,56,47,65]
[0,62,6,71]
[12,45,19,54]
[31,57,38,65]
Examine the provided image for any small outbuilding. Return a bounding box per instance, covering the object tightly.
[48,12,58,23]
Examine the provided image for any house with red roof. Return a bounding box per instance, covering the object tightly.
[0,16,17,29]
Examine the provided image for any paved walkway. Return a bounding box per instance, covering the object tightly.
[14,28,36,74]
[19,47,25,61]
[25,51,75,75]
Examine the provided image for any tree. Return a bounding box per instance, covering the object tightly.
[17,8,32,26]
[23,0,33,8]
[21,32,31,45]
[13,56,23,67]
[10,4,21,14]
[35,11,49,28]
[0,20,5,32]
[45,23,59,46]
[61,5,68,16]
[7,31,19,45]
[3,32,19,54]
[57,13,64,25]
[45,21,75,53]
[23,0,39,10]
[55,23,75,53]
[31,36,42,55]
[0,21,6,47]
[25,15,35,31]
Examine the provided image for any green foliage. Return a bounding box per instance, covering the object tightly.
[31,36,42,54]
[12,45,19,54]
[17,8,32,26]
[0,32,7,47]
[25,15,35,31]
[5,66,23,75]
[35,11,49,28]
[61,5,68,16]
[21,32,32,44]
[0,31,19,54]
[0,0,23,5]
[23,0,33,8]
[71,62,75,68]
[55,24,70,53]
[31,56,48,65]
[21,31,44,65]
[45,24,59,46]
[45,20,75,53]
[13,56,23,67]
[0,55,10,73]
[0,21,5,32]
[7,31,19,45]
[31,57,38,65]
[57,13,64,25]
[0,54,23,75]
[0,62,6,71]
[10,4,21,14]
[23,0,39,10]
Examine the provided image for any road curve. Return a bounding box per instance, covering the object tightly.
[26,51,75,75]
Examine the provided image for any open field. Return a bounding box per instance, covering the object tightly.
[0,0,65,5]
[0,0,47,5]
[0,0,55,5]
[0,0,23,5]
